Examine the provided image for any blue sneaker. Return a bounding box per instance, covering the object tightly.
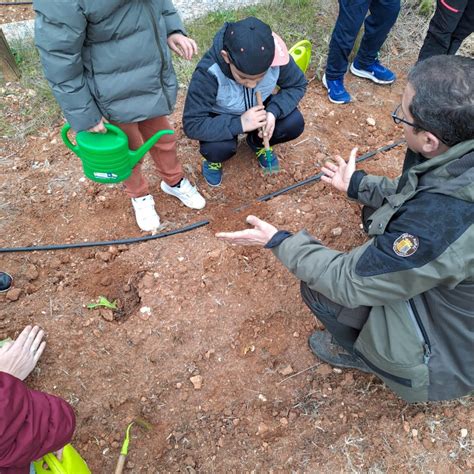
[202,159,222,187]
[322,74,351,104]
[255,146,279,172]
[350,59,396,84]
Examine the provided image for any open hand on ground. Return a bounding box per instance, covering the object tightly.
[216,215,278,246]
[321,147,358,193]
[0,325,46,381]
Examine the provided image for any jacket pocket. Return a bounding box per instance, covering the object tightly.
[354,302,430,402]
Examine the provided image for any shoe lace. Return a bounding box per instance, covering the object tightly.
[256,147,273,160]
[207,162,222,171]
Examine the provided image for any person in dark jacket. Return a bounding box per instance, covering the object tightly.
[418,0,474,61]
[0,326,75,473]
[183,17,307,187]
[34,0,206,232]
[217,55,474,403]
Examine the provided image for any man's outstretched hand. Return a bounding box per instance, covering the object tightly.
[0,325,46,381]
[216,215,278,247]
[321,147,358,193]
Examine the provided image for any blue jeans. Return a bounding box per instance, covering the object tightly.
[325,0,401,81]
[199,108,305,164]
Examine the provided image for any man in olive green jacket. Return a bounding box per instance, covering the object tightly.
[34,0,206,232]
[218,55,474,403]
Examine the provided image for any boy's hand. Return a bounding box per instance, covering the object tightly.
[258,112,276,141]
[0,326,46,381]
[216,215,278,247]
[88,117,107,133]
[321,147,358,193]
[167,33,198,60]
[241,106,267,133]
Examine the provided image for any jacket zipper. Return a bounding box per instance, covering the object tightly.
[407,300,432,364]
[144,2,172,110]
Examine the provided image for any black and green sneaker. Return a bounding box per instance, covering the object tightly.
[202,159,223,187]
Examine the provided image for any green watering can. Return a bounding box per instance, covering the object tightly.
[33,444,90,474]
[289,40,312,74]
[61,123,174,184]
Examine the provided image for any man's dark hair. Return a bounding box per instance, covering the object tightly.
[408,55,474,146]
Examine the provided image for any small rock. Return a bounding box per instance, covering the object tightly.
[176,382,182,389]
[100,276,112,287]
[96,251,111,262]
[256,422,268,436]
[184,456,196,468]
[50,257,62,269]
[190,375,203,390]
[6,288,21,301]
[108,246,119,256]
[99,308,114,322]
[139,306,152,321]
[366,117,376,126]
[278,365,294,376]
[331,227,342,236]
[293,332,299,338]
[25,264,39,281]
[142,273,154,289]
[280,417,288,426]
[460,428,468,438]
[300,203,313,213]
[316,364,332,376]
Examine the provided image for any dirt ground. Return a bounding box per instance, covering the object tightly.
[1,6,473,473]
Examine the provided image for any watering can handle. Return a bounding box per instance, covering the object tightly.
[61,123,80,153]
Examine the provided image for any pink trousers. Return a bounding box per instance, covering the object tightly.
[112,116,184,198]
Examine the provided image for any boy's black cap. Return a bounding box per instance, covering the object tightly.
[223,17,275,75]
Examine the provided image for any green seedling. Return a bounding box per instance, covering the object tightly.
[0,338,12,349]
[87,296,117,310]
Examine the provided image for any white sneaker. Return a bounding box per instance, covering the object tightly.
[160,178,206,210]
[131,195,160,232]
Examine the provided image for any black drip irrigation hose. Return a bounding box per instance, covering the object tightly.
[0,2,32,5]
[0,140,404,254]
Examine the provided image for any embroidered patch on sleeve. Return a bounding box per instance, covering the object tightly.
[393,233,419,257]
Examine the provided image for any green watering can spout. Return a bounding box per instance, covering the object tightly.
[61,123,174,184]
[129,129,174,167]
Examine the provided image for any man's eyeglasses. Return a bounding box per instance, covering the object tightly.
[391,104,419,129]
[391,103,447,144]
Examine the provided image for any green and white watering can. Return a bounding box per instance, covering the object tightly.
[33,444,90,474]
[61,123,173,184]
[289,40,312,74]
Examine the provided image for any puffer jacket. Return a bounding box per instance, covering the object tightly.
[271,140,474,402]
[0,372,75,473]
[34,0,184,131]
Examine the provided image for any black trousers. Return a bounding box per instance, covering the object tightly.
[199,108,305,164]
[418,0,474,61]
[301,281,371,353]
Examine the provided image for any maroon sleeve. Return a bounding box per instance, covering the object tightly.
[0,372,76,471]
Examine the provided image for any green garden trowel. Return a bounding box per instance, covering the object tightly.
[61,123,173,184]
